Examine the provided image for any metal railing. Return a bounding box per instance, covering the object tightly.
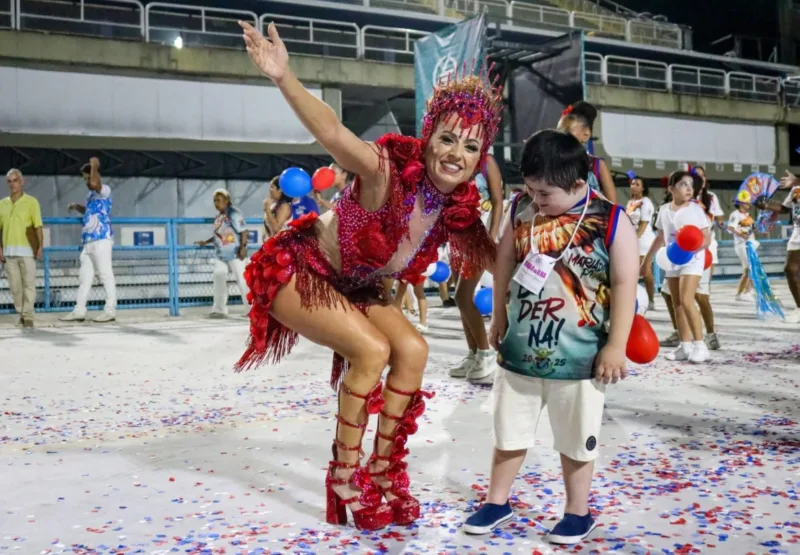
[16,0,144,40]
[261,14,360,61]
[0,217,267,317]
[8,0,685,50]
[145,3,257,50]
[0,0,14,29]
[360,24,428,65]
[508,2,572,29]
[588,53,787,104]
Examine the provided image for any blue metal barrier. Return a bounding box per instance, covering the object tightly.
[0,219,791,318]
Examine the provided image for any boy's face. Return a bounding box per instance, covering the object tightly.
[524,178,587,216]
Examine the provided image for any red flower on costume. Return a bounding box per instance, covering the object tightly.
[401,161,426,187]
[352,221,392,269]
[382,135,422,167]
[289,212,318,231]
[442,183,481,231]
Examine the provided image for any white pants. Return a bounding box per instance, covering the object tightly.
[212,258,249,314]
[75,239,117,316]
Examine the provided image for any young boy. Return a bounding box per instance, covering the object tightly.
[463,130,638,544]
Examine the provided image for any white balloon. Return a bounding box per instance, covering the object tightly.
[423,262,438,277]
[636,284,649,315]
[655,247,674,272]
[479,271,493,288]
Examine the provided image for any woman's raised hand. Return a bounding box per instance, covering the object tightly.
[240,21,289,84]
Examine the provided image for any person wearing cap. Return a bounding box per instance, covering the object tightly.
[195,188,250,318]
[60,157,117,323]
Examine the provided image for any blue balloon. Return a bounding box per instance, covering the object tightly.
[626,170,636,180]
[279,167,312,198]
[474,287,492,316]
[666,241,693,265]
[291,195,319,219]
[429,261,451,283]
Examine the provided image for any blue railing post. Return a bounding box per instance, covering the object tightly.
[167,220,179,317]
[43,249,51,310]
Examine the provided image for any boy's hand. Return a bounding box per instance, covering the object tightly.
[594,345,628,384]
[488,312,507,351]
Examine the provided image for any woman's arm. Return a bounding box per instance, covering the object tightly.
[636,221,648,239]
[241,22,387,197]
[598,159,617,203]
[485,155,504,240]
[265,203,291,234]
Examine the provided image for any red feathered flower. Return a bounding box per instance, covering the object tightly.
[401,160,426,187]
[442,182,481,231]
[352,220,392,269]
[289,212,318,231]
[376,134,423,168]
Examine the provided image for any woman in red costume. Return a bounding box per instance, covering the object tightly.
[236,22,500,531]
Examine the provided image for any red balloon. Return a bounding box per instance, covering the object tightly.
[704,249,712,270]
[312,167,336,191]
[626,314,660,364]
[676,225,703,252]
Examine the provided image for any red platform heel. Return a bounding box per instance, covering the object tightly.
[326,382,393,531]
[368,383,434,525]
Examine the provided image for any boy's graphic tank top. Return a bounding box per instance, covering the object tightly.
[498,190,623,380]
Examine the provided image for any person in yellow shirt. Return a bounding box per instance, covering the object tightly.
[0,169,43,327]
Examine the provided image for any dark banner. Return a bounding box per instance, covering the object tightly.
[509,32,584,144]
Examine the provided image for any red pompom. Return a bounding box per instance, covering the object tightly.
[276,250,293,267]
[275,267,293,284]
[626,314,659,364]
[676,225,703,252]
[312,167,336,191]
[704,249,713,270]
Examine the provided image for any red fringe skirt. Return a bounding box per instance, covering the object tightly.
[234,225,384,390]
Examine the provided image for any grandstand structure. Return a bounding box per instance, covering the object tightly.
[0,0,798,314]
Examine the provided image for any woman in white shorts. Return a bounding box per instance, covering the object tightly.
[728,191,758,302]
[626,176,656,309]
[644,171,712,363]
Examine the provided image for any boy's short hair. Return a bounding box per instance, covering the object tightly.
[519,130,590,192]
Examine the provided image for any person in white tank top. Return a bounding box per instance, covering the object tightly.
[625,175,656,309]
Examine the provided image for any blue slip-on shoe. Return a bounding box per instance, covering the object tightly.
[463,501,514,535]
[545,512,597,544]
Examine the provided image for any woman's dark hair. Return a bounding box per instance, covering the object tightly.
[630,176,649,197]
[520,129,591,192]
[561,101,598,131]
[668,170,710,216]
[331,162,355,186]
[270,176,293,206]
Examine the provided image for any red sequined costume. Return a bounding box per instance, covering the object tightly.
[235,70,501,531]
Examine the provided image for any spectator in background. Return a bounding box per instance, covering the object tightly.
[0,169,43,328]
[291,192,320,220]
[61,157,117,323]
[196,189,250,318]
[264,176,292,238]
[314,163,354,211]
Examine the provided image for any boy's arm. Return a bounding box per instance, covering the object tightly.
[606,215,639,352]
[489,209,516,349]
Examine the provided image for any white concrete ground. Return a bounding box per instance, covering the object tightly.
[0,282,798,555]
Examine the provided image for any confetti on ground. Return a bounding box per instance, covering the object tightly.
[0,283,798,554]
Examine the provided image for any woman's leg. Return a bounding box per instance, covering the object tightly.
[383,278,396,303]
[413,283,427,328]
[364,303,432,523]
[269,278,392,524]
[639,256,655,305]
[393,281,408,311]
[678,275,704,341]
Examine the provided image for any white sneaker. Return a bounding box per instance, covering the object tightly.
[688,342,710,363]
[467,351,496,382]
[415,323,429,333]
[647,301,656,312]
[665,344,690,361]
[785,308,800,324]
[449,353,477,378]
[736,293,754,303]
[59,312,86,322]
[92,312,116,323]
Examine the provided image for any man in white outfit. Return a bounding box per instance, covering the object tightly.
[195,189,250,318]
[60,157,117,323]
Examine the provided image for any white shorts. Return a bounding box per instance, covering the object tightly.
[662,266,711,296]
[734,241,759,270]
[708,239,719,264]
[788,229,800,252]
[665,252,705,278]
[638,232,655,257]
[492,367,606,462]
[438,244,450,265]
